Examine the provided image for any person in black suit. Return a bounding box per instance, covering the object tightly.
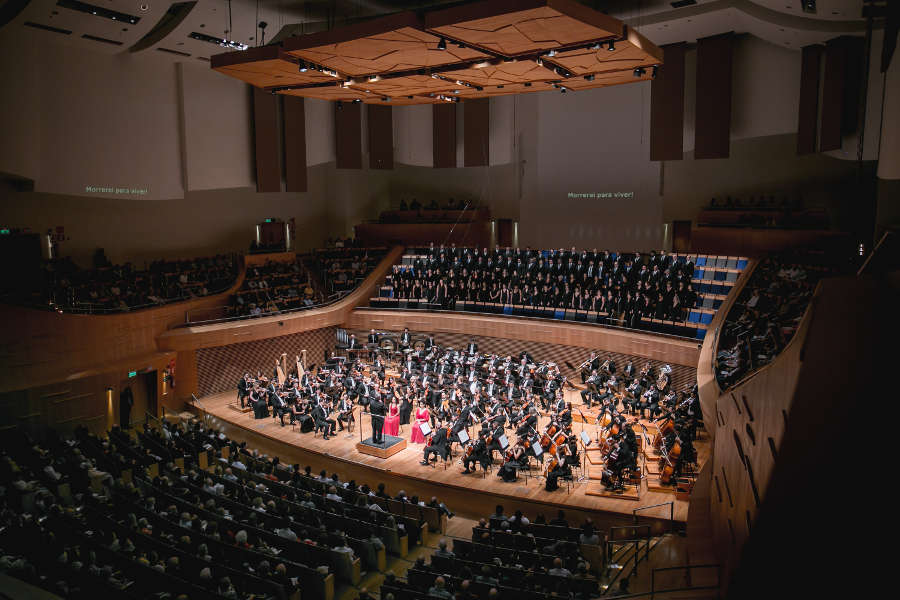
[466,338,478,355]
[237,375,249,408]
[312,398,335,440]
[369,394,386,444]
[421,422,450,464]
[399,327,412,350]
[119,386,134,429]
[462,432,490,474]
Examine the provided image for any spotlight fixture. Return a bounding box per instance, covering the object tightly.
[560,87,567,94]
[456,41,465,49]
[584,74,595,81]
[336,100,343,109]
[368,75,380,82]
[535,58,543,66]
[381,96,391,101]
[590,42,601,50]
[608,40,615,51]
[437,37,447,50]
[524,82,532,87]
[298,60,308,73]
[353,98,362,103]
[651,65,659,78]
[546,49,556,57]
[475,86,483,91]
[633,67,646,77]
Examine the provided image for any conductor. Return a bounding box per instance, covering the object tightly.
[369,392,386,445]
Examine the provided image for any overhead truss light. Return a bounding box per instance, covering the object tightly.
[57,0,140,25]
[437,37,447,50]
[190,31,247,51]
[608,40,615,51]
[633,67,646,77]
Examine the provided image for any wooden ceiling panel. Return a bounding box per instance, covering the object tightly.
[212,2,660,105]
[348,74,459,98]
[425,0,623,58]
[284,13,489,77]
[442,60,559,87]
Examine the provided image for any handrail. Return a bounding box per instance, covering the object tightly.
[633,501,674,524]
[650,563,721,599]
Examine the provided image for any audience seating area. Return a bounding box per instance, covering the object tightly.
[370,246,747,340]
[230,258,320,318]
[0,418,455,600]
[302,247,387,298]
[699,194,828,230]
[715,252,837,388]
[9,253,239,313]
[380,507,607,600]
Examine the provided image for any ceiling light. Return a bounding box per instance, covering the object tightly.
[584,74,595,81]
[298,60,307,72]
[524,82,532,87]
[651,65,659,78]
[560,87,567,94]
[437,37,447,50]
[381,96,390,101]
[368,75,379,82]
[353,99,362,103]
[590,42,601,50]
[546,49,556,57]
[608,40,615,51]
[633,67,646,77]
[456,41,465,49]
[535,58,543,66]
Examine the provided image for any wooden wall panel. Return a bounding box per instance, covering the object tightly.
[694,33,734,159]
[0,270,245,397]
[650,42,686,161]
[283,96,308,192]
[820,37,847,152]
[367,104,394,170]
[796,44,823,155]
[335,101,363,169]
[433,103,457,168]
[253,87,282,192]
[464,98,490,167]
[197,328,334,396]
[345,309,701,368]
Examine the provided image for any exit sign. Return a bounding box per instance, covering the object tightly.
[128,371,137,378]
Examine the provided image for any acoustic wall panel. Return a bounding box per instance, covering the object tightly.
[283,96,307,192]
[695,33,734,159]
[335,101,363,169]
[367,104,394,170]
[650,42,686,161]
[464,98,490,167]
[252,87,282,192]
[797,44,823,155]
[433,103,457,168]
[820,37,847,152]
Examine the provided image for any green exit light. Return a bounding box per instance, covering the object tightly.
[264,218,274,223]
[0,229,9,235]
[128,371,137,378]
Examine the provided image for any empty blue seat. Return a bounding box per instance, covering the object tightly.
[726,258,738,269]
[726,272,738,283]
[696,329,707,340]
[688,311,701,323]
[704,270,715,280]
[714,271,727,281]
[554,309,566,319]
[713,299,723,309]
[503,305,513,315]
[700,313,714,324]
[737,259,748,269]
[696,256,707,266]
[694,269,703,279]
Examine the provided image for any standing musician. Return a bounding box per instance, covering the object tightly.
[238,373,250,408]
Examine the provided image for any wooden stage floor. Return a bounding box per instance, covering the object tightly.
[194,389,707,527]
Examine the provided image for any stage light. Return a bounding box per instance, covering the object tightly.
[524,82,532,87]
[369,75,380,82]
[546,49,556,57]
[633,67,646,77]
[651,65,659,78]
[381,96,391,101]
[298,60,307,72]
[560,87,567,94]
[535,58,543,66]
[437,37,447,50]
[590,42,601,50]
[353,98,362,103]
[456,41,465,49]
[584,74,595,81]
[608,40,615,51]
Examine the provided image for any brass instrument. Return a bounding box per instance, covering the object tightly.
[656,373,669,391]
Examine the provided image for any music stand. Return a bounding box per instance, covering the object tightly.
[577,430,593,483]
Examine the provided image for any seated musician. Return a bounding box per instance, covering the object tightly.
[348,333,361,353]
[545,456,571,491]
[311,397,335,440]
[497,442,527,482]
[558,402,573,429]
[271,390,289,427]
[580,352,600,383]
[399,327,412,350]
[421,420,451,465]
[516,407,538,438]
[336,394,355,431]
[462,431,491,474]
[581,370,602,406]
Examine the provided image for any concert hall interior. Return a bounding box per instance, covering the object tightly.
[0,1,897,599]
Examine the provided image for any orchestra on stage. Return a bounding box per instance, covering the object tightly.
[236,329,701,493]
